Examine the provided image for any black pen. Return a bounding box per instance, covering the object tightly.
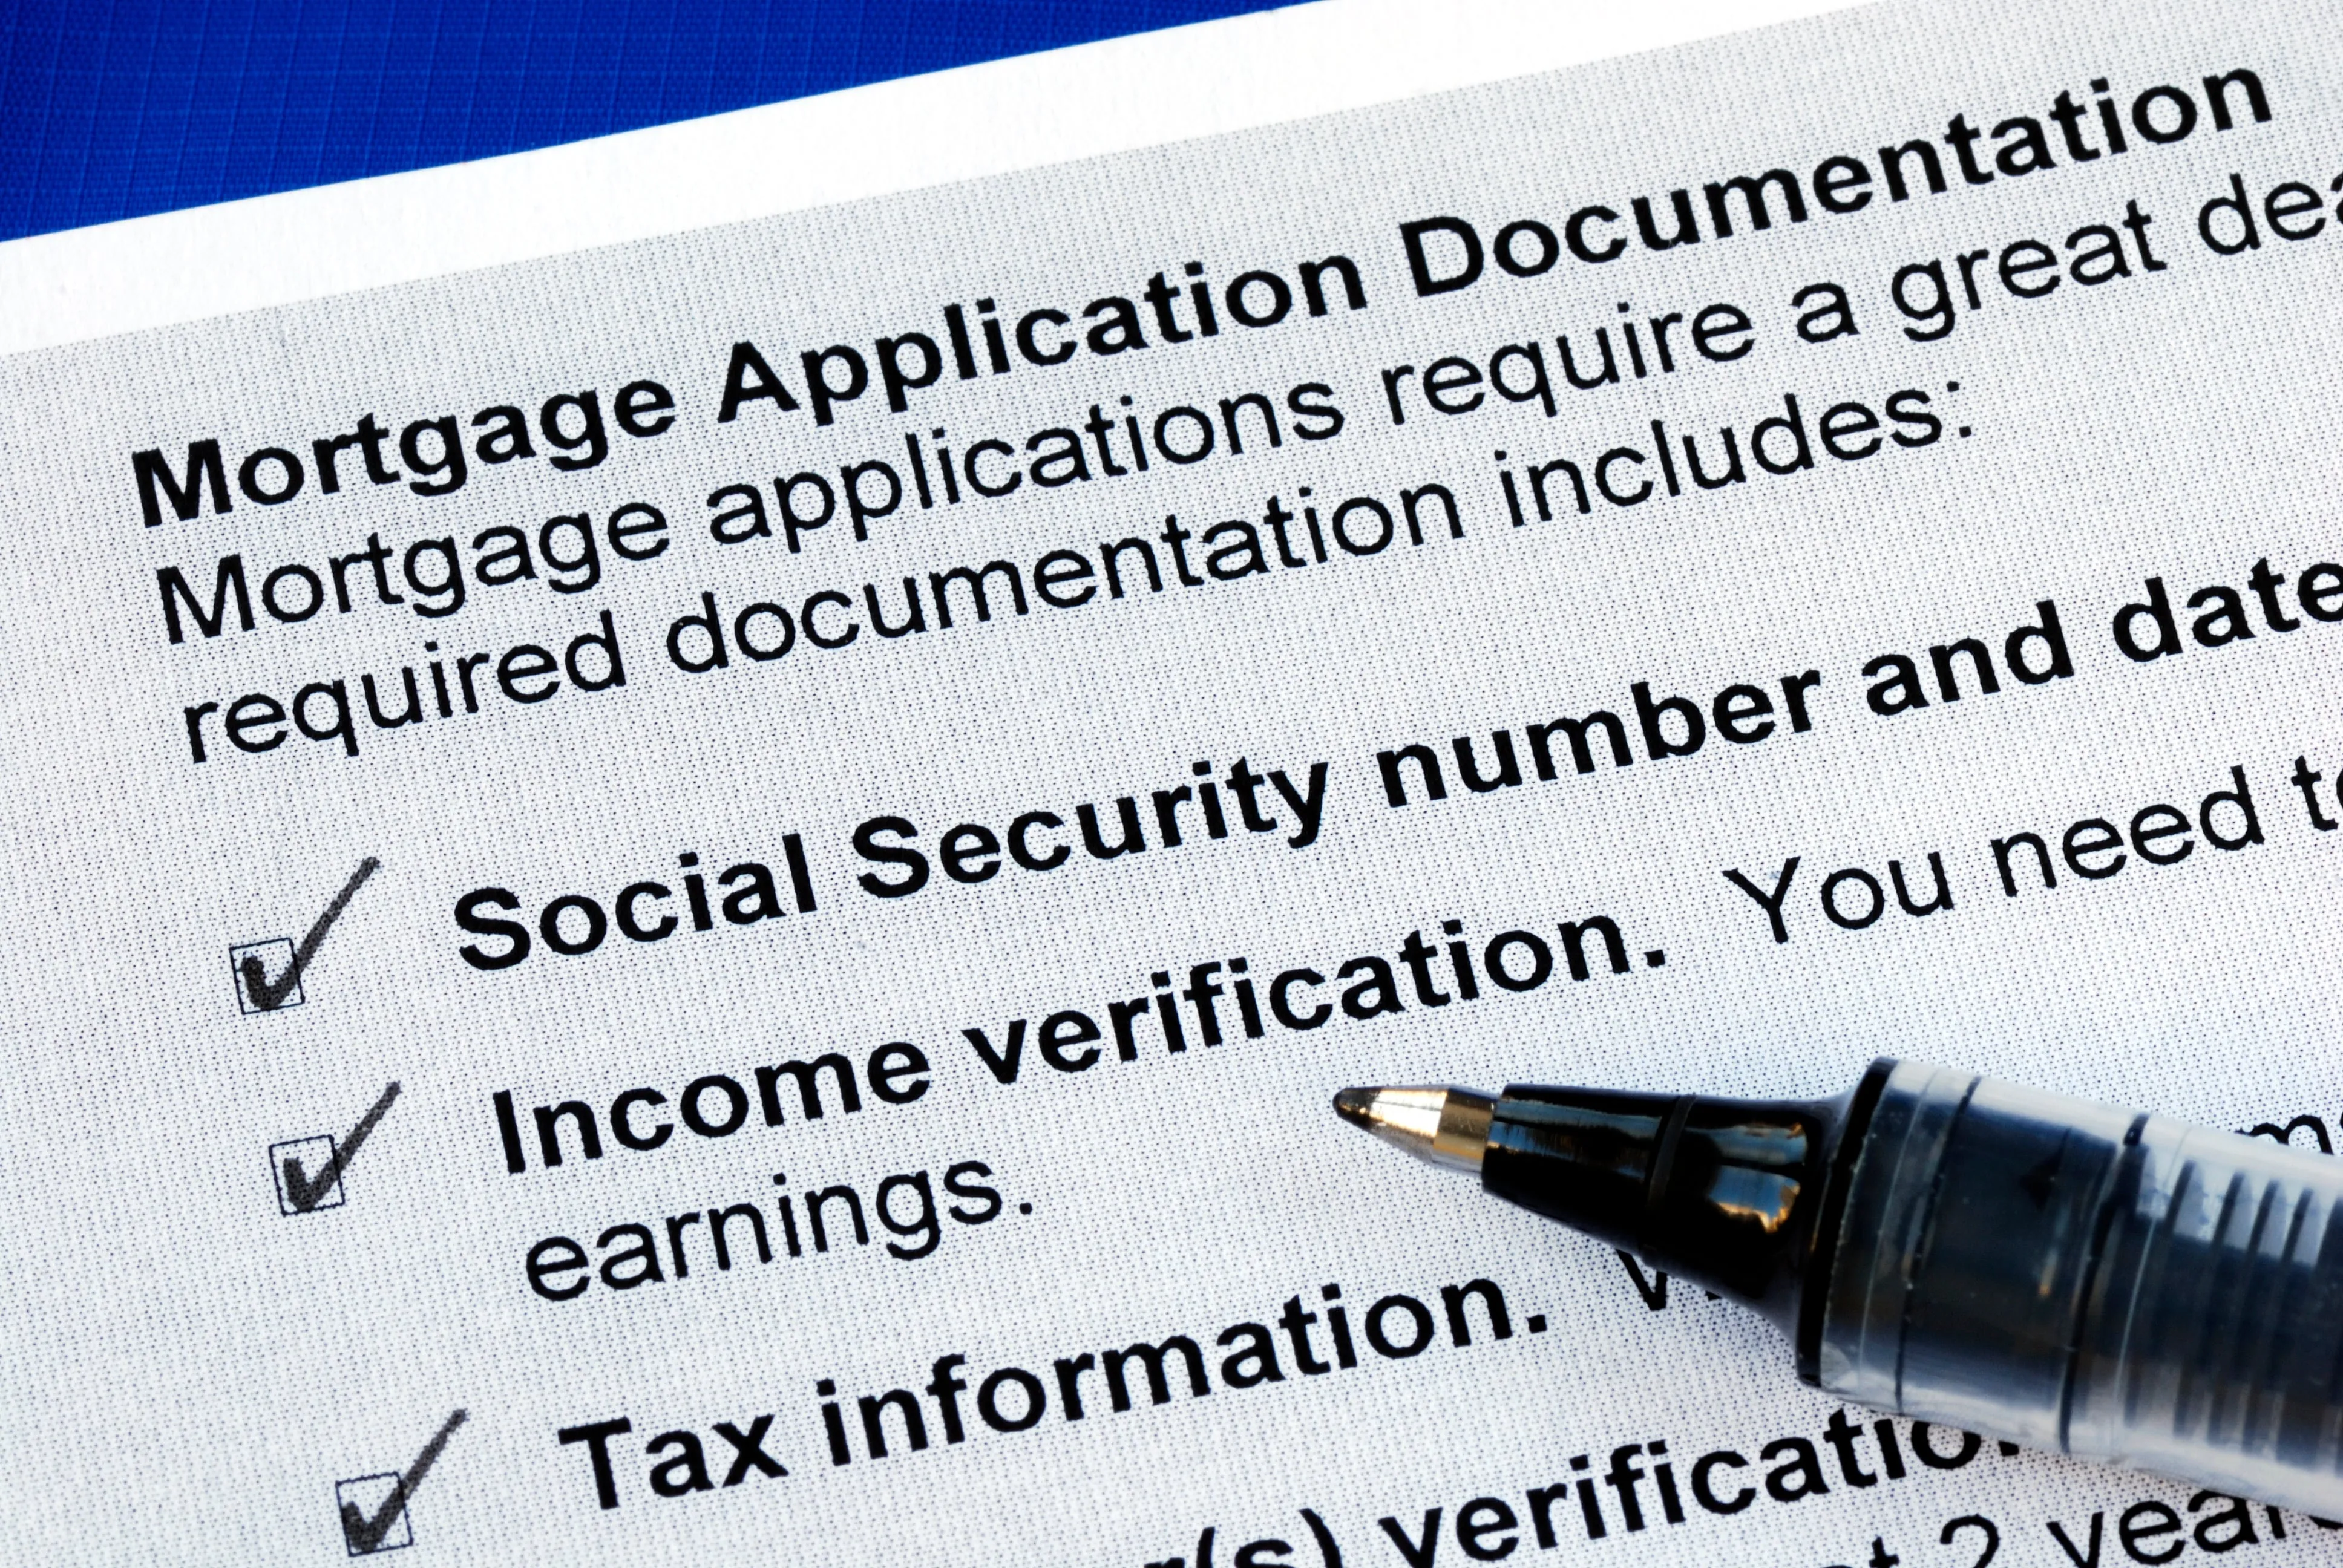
[1335,1059,2343,1512]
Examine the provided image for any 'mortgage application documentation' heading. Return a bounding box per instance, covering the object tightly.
[129,67,2274,529]
[130,57,2332,782]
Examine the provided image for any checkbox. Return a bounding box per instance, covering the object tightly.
[231,938,303,1014]
[335,1473,413,1555]
[271,1135,343,1215]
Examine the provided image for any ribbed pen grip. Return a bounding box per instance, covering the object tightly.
[1816,1062,2343,1514]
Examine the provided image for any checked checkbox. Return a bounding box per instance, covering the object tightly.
[270,1136,344,1214]
[335,1474,413,1555]
[230,938,303,1014]
[231,857,381,1015]
[269,1083,399,1217]
[337,1410,465,1557]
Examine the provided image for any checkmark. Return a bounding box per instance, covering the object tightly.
[240,856,380,1013]
[339,1409,466,1557]
[280,1082,401,1215]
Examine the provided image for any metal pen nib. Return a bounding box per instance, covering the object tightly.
[1331,1085,1496,1172]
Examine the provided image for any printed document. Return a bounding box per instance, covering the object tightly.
[4,0,2341,1561]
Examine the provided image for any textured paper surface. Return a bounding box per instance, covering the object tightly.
[4,0,2342,1562]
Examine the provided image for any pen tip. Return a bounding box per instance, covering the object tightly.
[1330,1084,1497,1172]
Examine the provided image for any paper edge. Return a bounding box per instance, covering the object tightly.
[0,0,1863,356]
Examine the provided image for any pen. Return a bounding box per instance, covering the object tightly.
[1335,1059,2343,1512]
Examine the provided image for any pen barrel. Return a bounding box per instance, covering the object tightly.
[1815,1061,2343,1514]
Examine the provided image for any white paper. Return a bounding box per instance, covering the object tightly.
[5,0,2343,1562]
